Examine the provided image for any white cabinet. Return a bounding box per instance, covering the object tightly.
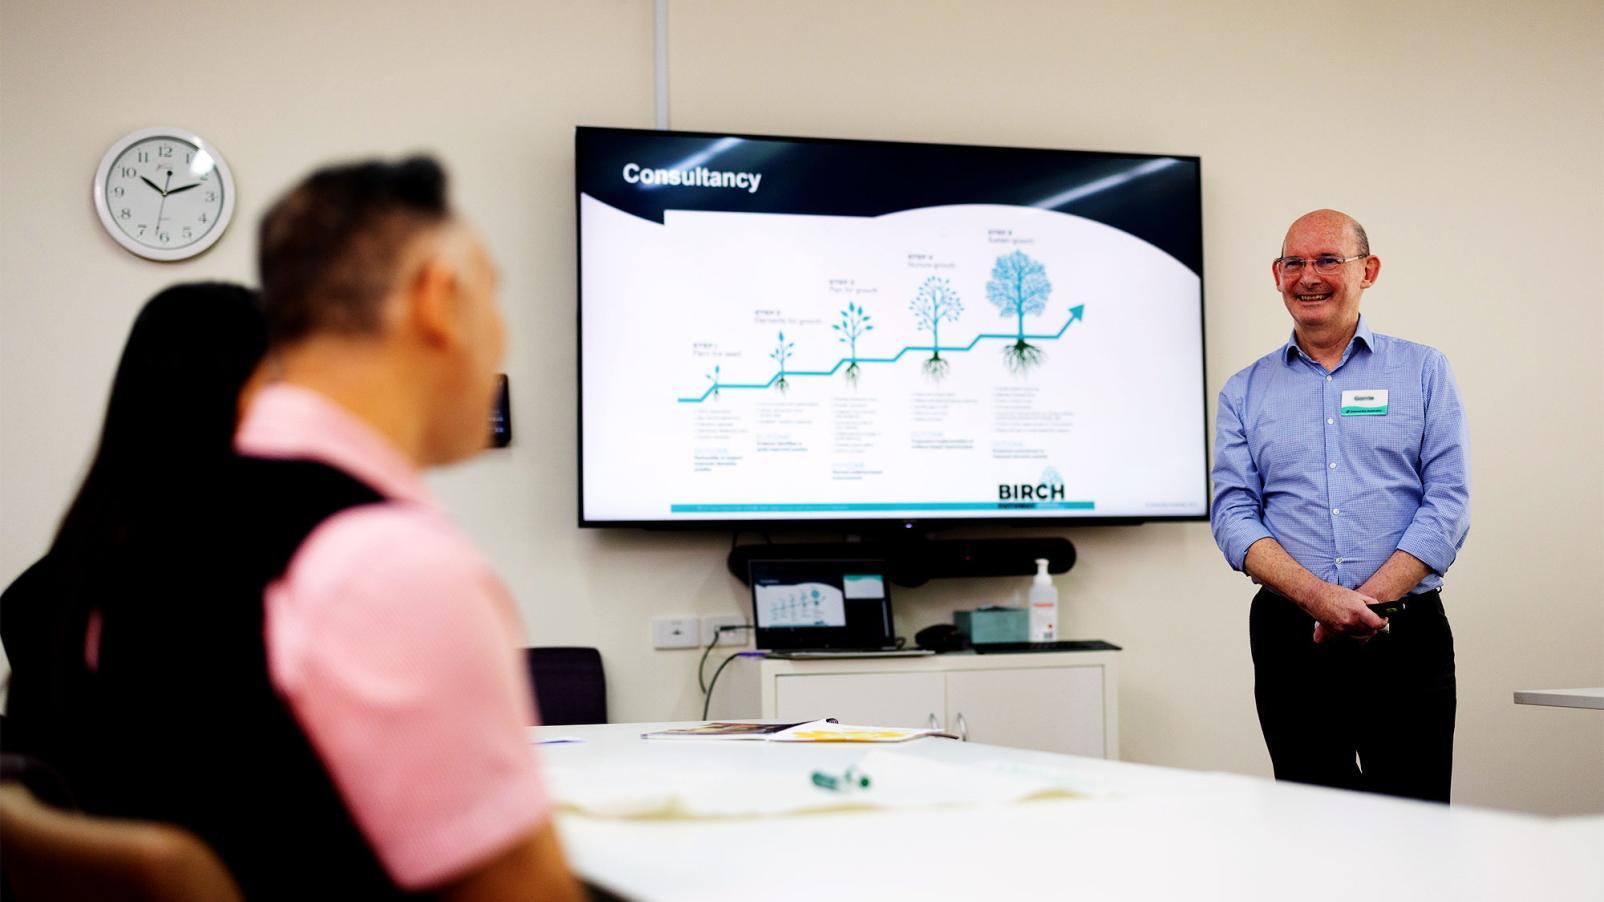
[751,651,1118,758]
[946,667,1105,758]
[774,671,946,730]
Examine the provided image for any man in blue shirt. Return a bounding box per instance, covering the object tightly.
[1211,209,1469,803]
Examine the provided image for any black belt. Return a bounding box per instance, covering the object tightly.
[1253,587,1443,623]
[1384,589,1443,616]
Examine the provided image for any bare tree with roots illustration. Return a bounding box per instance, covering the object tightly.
[832,302,873,386]
[706,364,721,401]
[987,250,1052,373]
[769,331,795,393]
[910,276,963,380]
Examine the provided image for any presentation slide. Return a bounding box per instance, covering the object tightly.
[578,130,1207,523]
[754,581,848,628]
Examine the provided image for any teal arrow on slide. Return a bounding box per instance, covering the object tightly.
[676,304,1088,403]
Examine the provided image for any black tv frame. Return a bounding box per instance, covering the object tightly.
[575,125,1209,532]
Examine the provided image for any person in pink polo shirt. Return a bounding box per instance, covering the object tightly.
[2,160,582,901]
[233,157,581,899]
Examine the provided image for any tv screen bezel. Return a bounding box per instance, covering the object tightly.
[574,125,1209,531]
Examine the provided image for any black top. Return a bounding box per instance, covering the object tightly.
[2,456,433,900]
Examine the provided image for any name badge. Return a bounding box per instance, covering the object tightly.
[1341,388,1388,416]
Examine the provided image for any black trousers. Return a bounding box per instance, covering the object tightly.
[1249,587,1457,803]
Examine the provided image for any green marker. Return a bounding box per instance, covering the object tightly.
[810,768,872,791]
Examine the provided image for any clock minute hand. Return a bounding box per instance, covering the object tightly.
[140,176,167,196]
[166,183,200,195]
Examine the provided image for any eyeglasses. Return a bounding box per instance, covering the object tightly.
[1275,254,1368,276]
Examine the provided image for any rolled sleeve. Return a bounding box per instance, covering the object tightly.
[1395,351,1471,575]
[1210,384,1274,571]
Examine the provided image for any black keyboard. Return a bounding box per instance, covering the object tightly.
[972,640,1122,653]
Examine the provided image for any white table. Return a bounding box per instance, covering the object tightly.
[532,722,1603,902]
[1514,687,1604,710]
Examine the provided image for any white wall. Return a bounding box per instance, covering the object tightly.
[2,0,1599,815]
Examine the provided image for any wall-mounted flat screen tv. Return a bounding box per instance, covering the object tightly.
[577,127,1206,528]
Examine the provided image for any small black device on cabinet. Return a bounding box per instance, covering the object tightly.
[915,623,967,653]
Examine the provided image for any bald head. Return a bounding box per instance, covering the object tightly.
[1273,209,1381,346]
[1282,209,1369,259]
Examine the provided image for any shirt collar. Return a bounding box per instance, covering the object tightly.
[1352,314,1375,352]
[1281,314,1375,365]
[235,383,433,507]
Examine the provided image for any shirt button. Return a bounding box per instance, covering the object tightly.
[1329,462,1337,469]
[1326,375,1332,382]
[1327,418,1335,425]
[1332,508,1341,516]
[1336,557,1345,564]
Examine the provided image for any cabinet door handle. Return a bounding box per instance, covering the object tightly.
[928,713,940,730]
[955,712,968,742]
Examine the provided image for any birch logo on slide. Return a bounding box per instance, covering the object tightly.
[999,467,1066,502]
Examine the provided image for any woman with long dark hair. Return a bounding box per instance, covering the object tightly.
[1,282,267,796]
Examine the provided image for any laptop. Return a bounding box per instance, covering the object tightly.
[747,559,932,658]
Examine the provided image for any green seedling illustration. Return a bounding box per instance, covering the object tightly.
[833,302,873,386]
[770,331,795,392]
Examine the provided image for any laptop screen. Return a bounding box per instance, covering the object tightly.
[748,559,895,651]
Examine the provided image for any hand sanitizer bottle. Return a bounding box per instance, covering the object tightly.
[1029,558,1057,642]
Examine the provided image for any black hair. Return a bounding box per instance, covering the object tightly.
[52,282,267,554]
[257,156,451,346]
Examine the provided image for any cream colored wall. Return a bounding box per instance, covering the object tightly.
[2,0,1599,815]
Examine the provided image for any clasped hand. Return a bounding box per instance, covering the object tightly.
[1307,584,1388,644]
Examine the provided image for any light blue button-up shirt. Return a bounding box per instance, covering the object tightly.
[1210,315,1470,594]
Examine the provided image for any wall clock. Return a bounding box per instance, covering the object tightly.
[92,126,236,261]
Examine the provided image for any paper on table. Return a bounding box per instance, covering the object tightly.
[546,748,1080,819]
[767,721,955,743]
[640,720,954,742]
[639,721,811,740]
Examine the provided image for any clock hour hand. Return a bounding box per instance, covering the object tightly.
[166,183,200,195]
[140,176,167,196]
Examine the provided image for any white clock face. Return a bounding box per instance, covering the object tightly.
[94,128,235,261]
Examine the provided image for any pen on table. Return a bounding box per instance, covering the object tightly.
[811,767,871,791]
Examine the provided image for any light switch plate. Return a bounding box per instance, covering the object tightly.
[651,616,699,649]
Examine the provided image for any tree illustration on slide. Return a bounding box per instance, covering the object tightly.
[987,250,1052,373]
[909,276,963,380]
[706,364,721,400]
[770,331,795,393]
[832,302,873,386]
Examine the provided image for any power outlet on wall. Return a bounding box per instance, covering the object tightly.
[700,614,749,647]
[650,616,700,649]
